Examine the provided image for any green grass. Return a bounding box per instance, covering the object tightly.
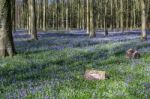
[0,36,150,99]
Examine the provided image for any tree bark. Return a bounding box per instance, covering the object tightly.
[66,0,69,31]
[0,0,16,57]
[11,0,16,32]
[89,0,96,37]
[29,0,38,40]
[43,0,46,31]
[120,0,124,32]
[86,0,90,34]
[141,0,147,40]
[61,0,64,29]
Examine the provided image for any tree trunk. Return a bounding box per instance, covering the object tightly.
[77,0,80,29]
[0,0,16,57]
[141,0,147,40]
[56,0,59,30]
[120,0,124,32]
[43,0,46,31]
[61,0,64,29]
[29,0,38,40]
[89,0,96,37]
[66,0,69,31]
[11,0,16,32]
[82,0,86,30]
[86,0,90,34]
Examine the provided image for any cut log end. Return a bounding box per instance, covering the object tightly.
[84,70,108,80]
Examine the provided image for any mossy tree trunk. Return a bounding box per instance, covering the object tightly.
[0,0,16,57]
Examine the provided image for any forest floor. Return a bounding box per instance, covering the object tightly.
[0,29,150,98]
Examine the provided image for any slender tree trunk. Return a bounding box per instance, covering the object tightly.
[61,0,64,29]
[86,0,90,34]
[126,0,129,30]
[104,0,107,32]
[23,0,28,29]
[77,0,80,29]
[36,0,40,29]
[43,0,46,31]
[0,0,16,57]
[69,0,73,29]
[120,0,124,32]
[28,0,31,34]
[52,7,55,29]
[66,0,69,31]
[110,0,113,30]
[11,0,16,32]
[89,0,96,37]
[82,0,86,30]
[29,0,38,40]
[115,0,119,29]
[40,0,43,29]
[130,1,133,30]
[141,0,147,40]
[133,1,136,29]
[56,0,59,30]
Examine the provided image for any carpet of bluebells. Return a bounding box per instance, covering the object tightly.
[0,29,150,99]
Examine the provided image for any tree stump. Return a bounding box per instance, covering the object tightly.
[84,70,107,80]
[132,51,140,59]
[126,48,141,59]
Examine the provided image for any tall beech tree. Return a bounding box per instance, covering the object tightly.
[11,0,16,32]
[120,0,124,33]
[28,0,38,40]
[43,0,46,31]
[141,0,147,40]
[65,0,69,31]
[0,0,16,57]
[86,0,90,34]
[89,0,96,37]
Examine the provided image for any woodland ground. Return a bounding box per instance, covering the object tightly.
[0,29,150,99]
